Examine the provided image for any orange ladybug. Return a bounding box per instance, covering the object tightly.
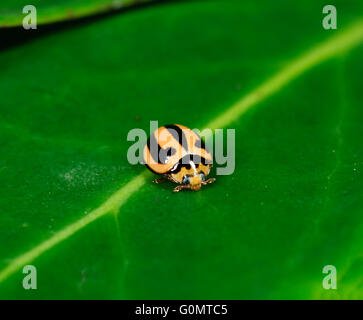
[143,124,216,192]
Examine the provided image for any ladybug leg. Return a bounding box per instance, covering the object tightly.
[173,185,190,193]
[165,174,175,183]
[201,178,216,185]
[153,177,166,184]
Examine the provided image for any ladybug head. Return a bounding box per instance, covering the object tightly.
[182,172,206,190]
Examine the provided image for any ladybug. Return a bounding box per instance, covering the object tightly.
[143,124,216,192]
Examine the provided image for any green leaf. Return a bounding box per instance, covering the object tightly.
[0,0,362,299]
[0,0,154,27]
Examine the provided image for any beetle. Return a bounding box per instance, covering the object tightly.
[143,124,216,192]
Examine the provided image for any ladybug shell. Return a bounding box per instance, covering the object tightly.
[143,124,212,175]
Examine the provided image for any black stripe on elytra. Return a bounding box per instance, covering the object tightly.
[164,124,188,152]
[146,134,162,164]
[147,134,176,164]
[168,154,210,174]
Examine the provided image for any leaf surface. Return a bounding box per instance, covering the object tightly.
[0,0,362,299]
[0,0,153,27]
